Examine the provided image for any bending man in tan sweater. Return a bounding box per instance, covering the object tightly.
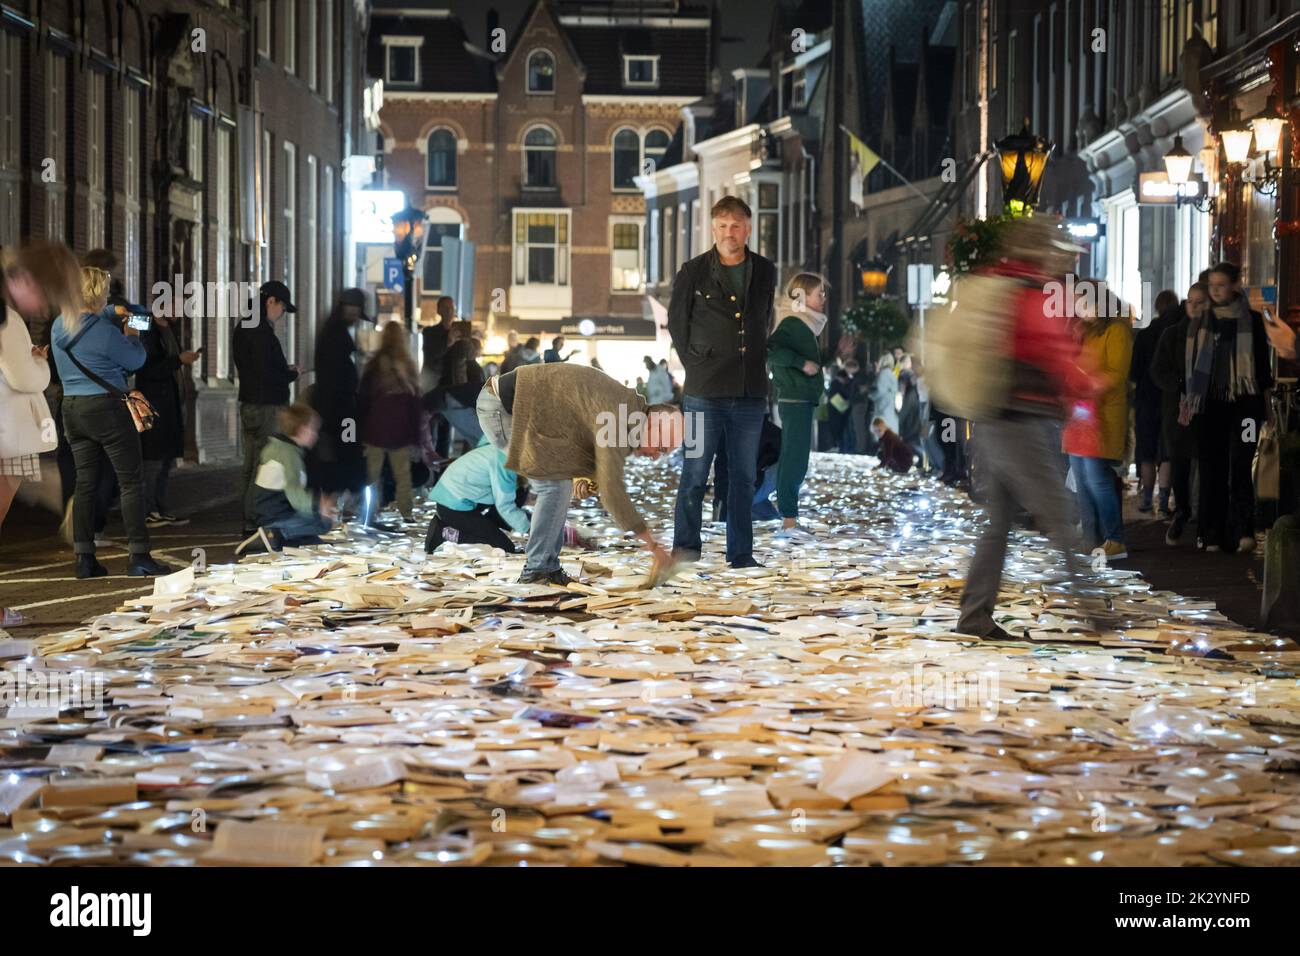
[476,362,683,585]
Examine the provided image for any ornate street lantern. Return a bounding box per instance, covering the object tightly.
[1221,124,1255,165]
[859,259,889,297]
[1163,134,1194,184]
[996,122,1054,216]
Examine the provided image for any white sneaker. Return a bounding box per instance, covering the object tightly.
[1238,536,1257,554]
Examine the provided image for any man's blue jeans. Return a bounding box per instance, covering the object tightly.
[523,478,571,574]
[444,395,484,447]
[1070,455,1125,547]
[673,395,765,564]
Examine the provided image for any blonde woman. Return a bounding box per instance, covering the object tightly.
[358,321,424,521]
[50,264,172,578]
[767,272,829,541]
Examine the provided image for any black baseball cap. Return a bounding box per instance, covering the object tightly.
[260,280,297,312]
[339,287,370,319]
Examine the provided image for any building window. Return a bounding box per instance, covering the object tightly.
[645,128,670,170]
[523,126,557,188]
[123,86,140,300]
[612,128,640,189]
[262,130,272,284]
[1007,31,1019,134]
[257,0,271,59]
[323,0,334,103]
[45,52,65,243]
[188,111,204,183]
[661,206,674,281]
[426,128,457,188]
[322,164,334,317]
[989,0,999,94]
[758,182,779,264]
[1032,15,1041,133]
[527,50,555,93]
[677,202,688,271]
[963,3,975,104]
[1202,0,1218,48]
[422,222,463,295]
[284,0,296,74]
[87,71,106,249]
[513,210,569,285]
[282,141,296,361]
[0,33,19,248]
[611,220,642,292]
[305,0,317,90]
[623,55,658,88]
[384,38,421,86]
[216,124,232,379]
[1160,0,1176,78]
[791,68,807,109]
[1049,4,1057,146]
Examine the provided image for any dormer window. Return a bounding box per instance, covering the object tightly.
[623,55,659,88]
[791,69,807,108]
[527,50,555,93]
[382,36,422,86]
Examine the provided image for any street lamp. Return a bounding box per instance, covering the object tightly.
[996,121,1054,216]
[1220,124,1254,165]
[1163,134,1194,185]
[1163,134,1213,212]
[859,259,889,297]
[391,204,427,330]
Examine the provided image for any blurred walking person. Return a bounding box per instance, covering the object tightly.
[419,295,455,458]
[1131,289,1180,514]
[957,218,1097,640]
[359,321,424,522]
[1,241,78,625]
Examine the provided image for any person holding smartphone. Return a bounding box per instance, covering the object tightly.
[1263,307,1298,360]
[137,305,199,526]
[49,266,173,578]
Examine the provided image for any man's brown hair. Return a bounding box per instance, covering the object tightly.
[710,195,752,220]
[277,402,320,436]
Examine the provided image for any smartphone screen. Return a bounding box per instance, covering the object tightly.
[128,315,152,332]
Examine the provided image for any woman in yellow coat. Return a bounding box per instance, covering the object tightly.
[1062,280,1134,561]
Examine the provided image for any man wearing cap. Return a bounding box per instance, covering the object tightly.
[234,280,299,533]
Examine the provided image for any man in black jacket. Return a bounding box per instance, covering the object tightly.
[234,280,299,533]
[667,195,776,569]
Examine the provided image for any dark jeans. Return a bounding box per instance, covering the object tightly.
[775,400,814,519]
[267,511,334,543]
[1070,455,1125,547]
[673,395,764,564]
[62,394,150,556]
[143,457,174,515]
[428,502,518,553]
[1197,399,1259,548]
[1171,456,1195,519]
[430,412,451,459]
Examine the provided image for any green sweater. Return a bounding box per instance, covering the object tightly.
[767,314,824,403]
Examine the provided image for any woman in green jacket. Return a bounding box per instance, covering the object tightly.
[767,273,828,542]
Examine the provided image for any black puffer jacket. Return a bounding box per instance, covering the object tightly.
[667,247,776,399]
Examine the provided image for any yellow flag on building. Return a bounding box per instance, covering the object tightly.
[846,128,881,210]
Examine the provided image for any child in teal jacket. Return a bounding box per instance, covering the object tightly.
[766,273,828,541]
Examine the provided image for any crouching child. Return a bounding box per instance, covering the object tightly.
[236,403,337,555]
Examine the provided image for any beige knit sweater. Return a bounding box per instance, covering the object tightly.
[506,363,649,534]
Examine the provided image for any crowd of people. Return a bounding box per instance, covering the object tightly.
[2,199,1296,625]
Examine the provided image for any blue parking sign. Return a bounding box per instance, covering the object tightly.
[383,258,404,292]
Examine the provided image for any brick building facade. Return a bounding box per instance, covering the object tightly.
[369,0,714,382]
[0,0,373,463]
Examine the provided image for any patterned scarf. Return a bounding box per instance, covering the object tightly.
[1182,296,1257,422]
